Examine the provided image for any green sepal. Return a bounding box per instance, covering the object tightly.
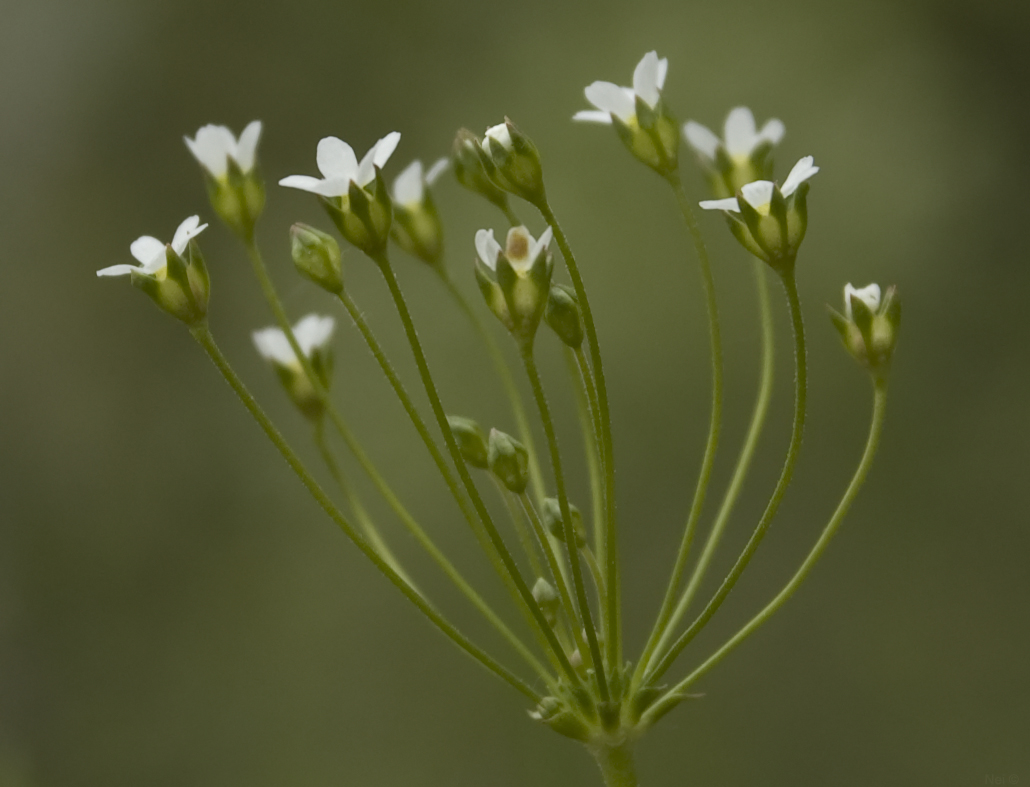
[725,213,769,262]
[206,158,265,241]
[474,255,513,331]
[634,94,657,131]
[786,182,810,253]
[129,245,208,326]
[447,415,490,469]
[495,248,553,346]
[849,290,876,348]
[827,305,853,344]
[628,684,668,723]
[528,698,592,743]
[452,129,510,211]
[487,428,529,494]
[185,239,210,310]
[392,189,444,271]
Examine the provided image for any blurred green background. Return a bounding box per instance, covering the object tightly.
[2,0,1028,784]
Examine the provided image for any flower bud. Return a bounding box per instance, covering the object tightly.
[487,428,530,493]
[479,119,546,205]
[290,223,343,294]
[452,129,512,213]
[544,284,584,348]
[185,122,265,240]
[474,226,554,347]
[447,415,489,469]
[531,577,560,626]
[828,283,901,378]
[528,696,591,743]
[541,497,586,548]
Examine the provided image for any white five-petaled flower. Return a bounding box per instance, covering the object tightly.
[475,225,553,275]
[97,216,208,279]
[252,314,336,371]
[699,156,820,215]
[684,107,785,164]
[279,132,401,197]
[392,158,449,207]
[573,51,669,125]
[844,283,882,319]
[185,121,263,179]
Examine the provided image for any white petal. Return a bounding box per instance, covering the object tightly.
[757,118,785,147]
[425,157,450,185]
[392,160,425,206]
[138,250,169,275]
[724,107,758,156]
[316,136,358,180]
[844,283,881,319]
[184,125,235,178]
[130,236,165,266]
[252,327,297,366]
[475,228,501,270]
[293,314,336,355]
[530,226,553,262]
[781,156,819,197]
[279,174,345,197]
[683,121,720,159]
[171,215,207,254]
[572,110,614,124]
[584,82,635,122]
[699,197,740,212]
[741,180,775,209]
[96,263,139,277]
[371,131,401,169]
[632,51,662,108]
[485,123,512,150]
[655,57,668,91]
[235,120,263,172]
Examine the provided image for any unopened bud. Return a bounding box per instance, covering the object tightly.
[447,415,489,469]
[487,428,529,493]
[532,578,560,626]
[544,284,584,348]
[291,223,343,294]
[541,497,587,548]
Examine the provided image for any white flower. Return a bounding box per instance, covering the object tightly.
[392,157,449,207]
[699,156,820,214]
[475,225,553,275]
[843,283,882,320]
[684,107,784,164]
[184,121,263,179]
[97,216,208,278]
[484,123,513,151]
[573,51,669,125]
[252,314,336,371]
[279,132,401,198]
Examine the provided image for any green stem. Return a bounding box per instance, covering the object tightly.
[496,481,545,579]
[537,198,622,669]
[645,270,807,685]
[441,274,546,501]
[189,323,540,702]
[374,254,582,686]
[522,345,609,700]
[569,347,605,564]
[634,175,724,686]
[642,379,888,727]
[590,741,639,787]
[645,259,775,673]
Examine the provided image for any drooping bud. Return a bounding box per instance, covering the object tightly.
[487,428,530,493]
[447,415,490,469]
[290,223,343,294]
[541,497,587,548]
[828,283,901,379]
[544,284,584,348]
[532,578,560,626]
[478,119,546,205]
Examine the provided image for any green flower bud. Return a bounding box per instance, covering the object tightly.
[828,283,901,379]
[487,428,529,494]
[452,129,512,214]
[290,223,343,294]
[528,697,591,743]
[447,415,489,469]
[544,284,584,348]
[479,118,546,205]
[473,225,554,348]
[541,497,586,548]
[185,122,265,240]
[532,577,560,626]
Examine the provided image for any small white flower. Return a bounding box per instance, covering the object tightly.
[392,157,449,207]
[252,314,336,371]
[97,216,208,278]
[573,51,669,125]
[484,123,514,151]
[699,156,820,214]
[843,283,882,320]
[475,226,553,275]
[684,107,784,164]
[279,132,401,197]
[184,121,263,179]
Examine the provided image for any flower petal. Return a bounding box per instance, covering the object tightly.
[252,327,297,366]
[584,81,635,122]
[425,157,450,186]
[235,120,263,172]
[530,225,553,262]
[699,197,740,212]
[392,160,424,206]
[316,136,358,180]
[293,313,336,355]
[655,57,668,91]
[184,124,235,178]
[683,121,720,159]
[371,131,401,169]
[741,180,775,209]
[758,118,785,147]
[632,51,662,108]
[171,215,207,254]
[781,156,819,196]
[572,110,614,124]
[844,283,881,319]
[724,107,758,156]
[279,174,345,196]
[96,263,139,277]
[485,123,512,150]
[130,236,165,266]
[475,228,501,270]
